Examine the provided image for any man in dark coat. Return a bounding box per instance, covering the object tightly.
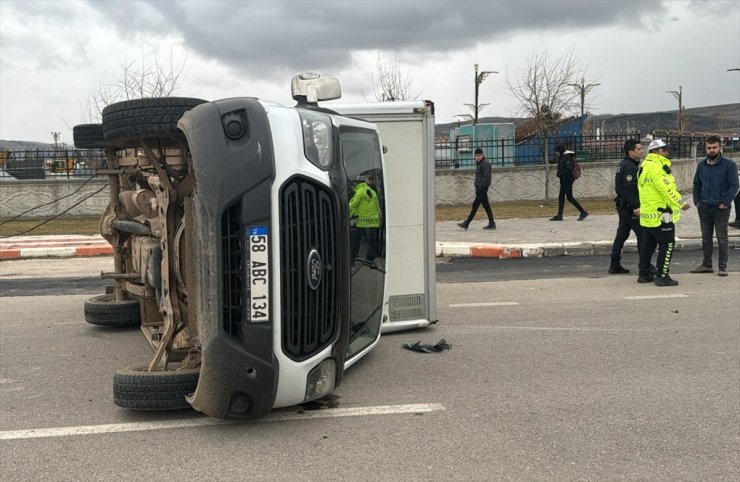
[458,148,496,230]
[689,135,739,277]
[550,144,588,221]
[609,140,647,274]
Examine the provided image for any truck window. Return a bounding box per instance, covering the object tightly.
[341,128,385,359]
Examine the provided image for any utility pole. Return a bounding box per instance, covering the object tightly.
[666,85,685,135]
[569,77,600,117]
[469,63,498,125]
[51,131,60,149]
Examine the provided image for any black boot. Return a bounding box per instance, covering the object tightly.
[457,221,470,230]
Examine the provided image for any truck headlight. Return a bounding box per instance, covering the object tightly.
[299,110,333,170]
[304,359,336,401]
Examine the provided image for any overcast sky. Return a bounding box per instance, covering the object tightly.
[1,0,739,144]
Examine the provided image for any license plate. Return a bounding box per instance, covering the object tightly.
[247,226,269,322]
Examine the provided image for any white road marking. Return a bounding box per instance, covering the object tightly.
[0,403,445,441]
[623,294,689,300]
[490,326,686,332]
[449,302,519,307]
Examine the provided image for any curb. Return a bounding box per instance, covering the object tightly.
[435,238,740,259]
[0,245,112,259]
[0,235,112,260]
[2,235,739,261]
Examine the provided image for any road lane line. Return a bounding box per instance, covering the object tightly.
[0,403,445,441]
[489,326,686,332]
[449,302,519,307]
[623,294,689,300]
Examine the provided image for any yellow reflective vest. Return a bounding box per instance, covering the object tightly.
[349,182,381,228]
[638,152,684,227]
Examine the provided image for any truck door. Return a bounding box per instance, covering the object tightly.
[340,127,385,361]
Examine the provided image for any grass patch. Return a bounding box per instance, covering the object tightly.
[0,217,101,237]
[436,197,616,221]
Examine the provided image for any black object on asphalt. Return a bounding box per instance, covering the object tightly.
[402,339,451,353]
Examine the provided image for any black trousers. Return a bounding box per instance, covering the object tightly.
[556,178,585,216]
[465,187,494,224]
[640,222,675,278]
[350,227,379,262]
[610,207,644,267]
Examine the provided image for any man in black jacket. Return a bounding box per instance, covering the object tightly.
[609,140,646,274]
[549,145,588,221]
[458,148,496,229]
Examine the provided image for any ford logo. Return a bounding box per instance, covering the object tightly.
[306,249,322,290]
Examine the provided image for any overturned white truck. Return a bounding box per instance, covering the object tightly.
[77,73,436,419]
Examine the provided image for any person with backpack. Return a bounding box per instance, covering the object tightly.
[550,144,588,221]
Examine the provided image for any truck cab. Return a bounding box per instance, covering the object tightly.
[82,73,386,419]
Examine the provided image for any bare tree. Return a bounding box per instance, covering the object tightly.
[506,49,584,199]
[80,50,188,123]
[369,51,420,102]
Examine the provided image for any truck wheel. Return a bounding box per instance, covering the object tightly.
[84,294,141,327]
[73,124,105,149]
[113,367,200,410]
[102,97,206,146]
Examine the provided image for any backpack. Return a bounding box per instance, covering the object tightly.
[572,158,582,180]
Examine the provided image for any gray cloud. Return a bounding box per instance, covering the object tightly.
[83,0,669,77]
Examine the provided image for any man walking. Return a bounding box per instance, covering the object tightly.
[690,136,739,277]
[609,140,645,274]
[458,148,496,230]
[637,139,691,286]
[549,145,588,221]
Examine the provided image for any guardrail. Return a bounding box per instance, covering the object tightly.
[435,134,731,169]
[0,149,105,180]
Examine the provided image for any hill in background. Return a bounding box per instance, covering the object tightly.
[4,103,739,149]
[0,140,56,150]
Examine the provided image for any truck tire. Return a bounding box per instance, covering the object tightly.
[102,97,206,146]
[113,367,200,410]
[73,124,105,149]
[84,294,141,327]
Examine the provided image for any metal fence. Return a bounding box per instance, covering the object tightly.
[0,148,105,180]
[435,133,706,169]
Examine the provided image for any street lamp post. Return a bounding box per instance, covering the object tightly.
[471,63,498,125]
[569,78,600,117]
[666,85,684,135]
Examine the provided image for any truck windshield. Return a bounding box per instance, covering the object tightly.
[341,128,385,359]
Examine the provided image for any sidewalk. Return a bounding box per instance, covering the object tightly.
[1,207,739,260]
[436,206,740,258]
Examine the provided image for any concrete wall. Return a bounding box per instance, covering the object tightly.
[436,158,702,205]
[1,157,733,218]
[0,178,109,219]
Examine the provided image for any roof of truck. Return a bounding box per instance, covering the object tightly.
[323,100,432,116]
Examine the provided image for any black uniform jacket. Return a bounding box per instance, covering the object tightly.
[615,156,640,210]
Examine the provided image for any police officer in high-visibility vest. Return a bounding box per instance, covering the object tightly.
[349,175,382,264]
[637,139,691,286]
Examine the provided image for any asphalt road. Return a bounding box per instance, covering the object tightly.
[1,255,738,480]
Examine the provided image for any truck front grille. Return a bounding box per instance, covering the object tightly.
[221,203,243,336]
[279,177,339,361]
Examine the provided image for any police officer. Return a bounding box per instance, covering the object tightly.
[349,175,382,263]
[637,139,691,286]
[609,139,645,274]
